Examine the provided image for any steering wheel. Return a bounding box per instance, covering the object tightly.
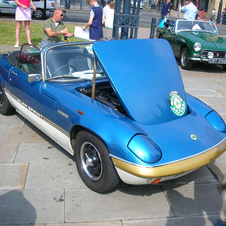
[52,65,69,77]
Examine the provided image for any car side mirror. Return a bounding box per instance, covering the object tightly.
[28,74,42,83]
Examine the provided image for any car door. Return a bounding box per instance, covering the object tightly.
[173,33,184,58]
[163,26,176,52]
[8,44,56,122]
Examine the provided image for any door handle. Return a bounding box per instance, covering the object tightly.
[9,70,17,76]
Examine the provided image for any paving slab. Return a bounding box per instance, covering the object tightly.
[15,142,72,163]
[25,162,86,189]
[162,183,221,217]
[0,113,24,142]
[0,163,28,189]
[199,97,226,106]
[0,189,64,224]
[186,88,222,98]
[46,222,122,226]
[65,187,173,222]
[2,122,52,144]
[122,215,219,226]
[0,143,19,163]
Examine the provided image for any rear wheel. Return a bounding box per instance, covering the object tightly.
[180,48,193,70]
[74,130,119,193]
[0,81,15,115]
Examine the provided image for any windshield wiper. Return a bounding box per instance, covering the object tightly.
[47,75,79,80]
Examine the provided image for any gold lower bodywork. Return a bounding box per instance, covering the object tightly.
[111,138,226,179]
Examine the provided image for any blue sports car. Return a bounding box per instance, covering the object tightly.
[0,39,226,193]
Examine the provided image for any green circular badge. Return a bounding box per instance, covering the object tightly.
[169,91,186,116]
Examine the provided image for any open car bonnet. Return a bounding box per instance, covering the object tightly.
[93,39,187,125]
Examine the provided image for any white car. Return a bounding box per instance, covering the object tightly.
[0,0,55,19]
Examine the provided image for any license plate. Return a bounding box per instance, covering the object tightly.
[209,58,226,64]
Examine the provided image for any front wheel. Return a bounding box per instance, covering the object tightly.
[74,130,119,193]
[180,48,193,70]
[0,82,14,115]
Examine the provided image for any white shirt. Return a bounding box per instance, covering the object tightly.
[105,8,114,29]
[103,4,110,19]
[181,2,197,20]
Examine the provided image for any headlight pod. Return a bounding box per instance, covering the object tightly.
[205,110,226,133]
[193,42,202,52]
[128,134,162,163]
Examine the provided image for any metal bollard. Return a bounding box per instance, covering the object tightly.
[149,18,156,39]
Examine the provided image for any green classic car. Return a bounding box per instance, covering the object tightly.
[156,19,226,70]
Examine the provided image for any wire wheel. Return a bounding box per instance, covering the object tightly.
[181,48,193,70]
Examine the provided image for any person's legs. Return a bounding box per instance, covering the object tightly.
[24,20,31,44]
[15,21,22,46]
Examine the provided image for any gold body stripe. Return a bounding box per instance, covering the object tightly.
[112,138,226,179]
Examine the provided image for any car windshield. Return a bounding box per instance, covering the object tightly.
[45,43,104,81]
[176,20,218,34]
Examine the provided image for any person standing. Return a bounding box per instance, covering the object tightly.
[210,8,216,22]
[181,0,197,20]
[103,1,117,39]
[103,0,112,22]
[14,0,36,47]
[40,9,74,49]
[207,163,226,226]
[155,0,170,27]
[82,0,103,41]
[177,3,181,17]
[201,9,204,19]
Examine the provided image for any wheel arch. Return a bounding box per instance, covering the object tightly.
[0,74,4,86]
[70,125,110,155]
[158,33,163,38]
[180,43,188,57]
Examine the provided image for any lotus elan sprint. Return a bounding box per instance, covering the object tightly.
[0,39,226,193]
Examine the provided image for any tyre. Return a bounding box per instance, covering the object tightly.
[74,130,119,193]
[180,48,193,70]
[33,9,43,19]
[0,81,15,115]
[223,65,226,71]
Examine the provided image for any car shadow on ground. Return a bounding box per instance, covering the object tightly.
[176,58,225,73]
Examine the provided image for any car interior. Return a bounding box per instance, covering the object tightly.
[46,45,95,78]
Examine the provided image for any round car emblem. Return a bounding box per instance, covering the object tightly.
[169,91,186,116]
[191,134,197,140]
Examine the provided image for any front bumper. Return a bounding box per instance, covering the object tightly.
[111,138,226,184]
[190,57,226,64]
[190,50,226,64]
